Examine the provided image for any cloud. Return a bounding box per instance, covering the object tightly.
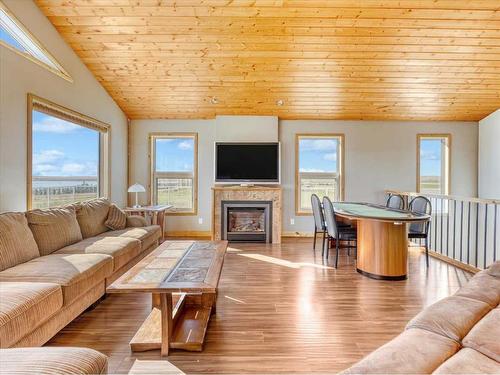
[156,139,174,143]
[33,163,58,175]
[178,140,193,150]
[33,117,80,134]
[323,153,337,162]
[421,150,440,161]
[299,168,327,173]
[300,139,337,151]
[33,149,97,177]
[34,149,64,163]
[61,163,87,174]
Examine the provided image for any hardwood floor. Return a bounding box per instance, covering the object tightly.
[46,238,472,374]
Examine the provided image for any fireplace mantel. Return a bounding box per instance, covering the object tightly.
[212,185,282,243]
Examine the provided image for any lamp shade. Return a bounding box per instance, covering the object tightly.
[128,183,146,193]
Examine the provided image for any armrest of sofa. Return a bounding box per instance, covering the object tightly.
[126,215,148,228]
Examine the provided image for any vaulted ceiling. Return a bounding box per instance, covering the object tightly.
[36,0,500,121]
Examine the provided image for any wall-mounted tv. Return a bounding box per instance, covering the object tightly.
[214,142,280,184]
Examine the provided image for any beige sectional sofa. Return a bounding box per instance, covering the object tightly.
[0,198,161,349]
[341,261,500,374]
[0,346,108,374]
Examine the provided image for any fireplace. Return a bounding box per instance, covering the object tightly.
[221,201,272,243]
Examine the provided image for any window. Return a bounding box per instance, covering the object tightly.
[0,1,71,81]
[296,134,344,215]
[28,94,110,209]
[417,134,451,195]
[150,133,198,214]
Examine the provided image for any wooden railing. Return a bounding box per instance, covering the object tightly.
[386,190,499,271]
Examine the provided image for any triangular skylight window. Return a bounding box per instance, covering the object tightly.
[0,1,71,81]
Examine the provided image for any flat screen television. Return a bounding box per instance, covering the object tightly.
[214,142,280,183]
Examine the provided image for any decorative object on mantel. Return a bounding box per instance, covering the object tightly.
[128,183,146,208]
[212,185,282,243]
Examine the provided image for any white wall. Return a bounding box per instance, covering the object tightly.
[129,119,215,233]
[281,120,478,233]
[478,109,500,200]
[130,118,478,235]
[215,115,278,142]
[0,0,128,211]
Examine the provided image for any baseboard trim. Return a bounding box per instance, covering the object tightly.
[166,231,212,238]
[424,249,480,274]
[282,231,314,238]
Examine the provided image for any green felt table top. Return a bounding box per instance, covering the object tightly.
[333,202,429,222]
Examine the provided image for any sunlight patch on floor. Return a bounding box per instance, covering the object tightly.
[237,253,333,269]
[224,295,246,304]
[129,359,184,374]
[226,247,243,253]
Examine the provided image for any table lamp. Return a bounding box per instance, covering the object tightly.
[128,183,146,208]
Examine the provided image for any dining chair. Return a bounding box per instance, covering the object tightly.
[311,194,327,252]
[408,196,432,267]
[386,194,405,210]
[322,196,357,268]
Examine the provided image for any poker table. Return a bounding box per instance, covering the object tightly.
[333,202,430,280]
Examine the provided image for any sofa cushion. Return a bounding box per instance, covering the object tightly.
[27,207,83,256]
[105,204,127,230]
[126,215,148,228]
[339,328,460,375]
[0,213,40,272]
[487,261,500,277]
[433,348,500,374]
[455,270,500,307]
[76,198,111,238]
[56,236,141,272]
[98,225,161,250]
[0,347,108,375]
[0,282,62,348]
[463,308,500,362]
[406,296,492,342]
[0,254,113,305]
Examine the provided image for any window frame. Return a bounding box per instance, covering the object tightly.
[27,94,110,209]
[0,1,72,82]
[416,133,451,195]
[149,132,198,215]
[295,133,345,216]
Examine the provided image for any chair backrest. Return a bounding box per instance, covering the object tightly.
[409,196,432,233]
[311,194,326,231]
[322,196,338,239]
[386,194,405,210]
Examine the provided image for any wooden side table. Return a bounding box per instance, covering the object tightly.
[124,205,173,239]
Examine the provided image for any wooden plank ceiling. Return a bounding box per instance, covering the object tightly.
[35,0,500,121]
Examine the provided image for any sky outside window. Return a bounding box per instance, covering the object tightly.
[0,23,25,52]
[32,110,99,177]
[299,138,338,173]
[155,138,194,172]
[420,139,442,177]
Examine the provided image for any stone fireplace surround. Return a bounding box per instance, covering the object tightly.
[212,185,282,243]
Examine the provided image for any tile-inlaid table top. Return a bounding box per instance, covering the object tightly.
[107,240,227,294]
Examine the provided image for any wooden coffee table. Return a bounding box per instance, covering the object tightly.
[107,240,227,356]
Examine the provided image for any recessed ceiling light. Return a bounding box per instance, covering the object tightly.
[210,97,219,104]
[276,99,284,106]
